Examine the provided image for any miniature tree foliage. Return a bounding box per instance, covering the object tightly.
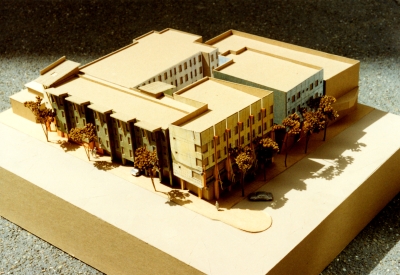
[24,96,56,142]
[134,147,159,191]
[281,113,301,167]
[69,123,97,161]
[234,146,254,197]
[318,95,339,141]
[302,110,325,153]
[253,137,279,180]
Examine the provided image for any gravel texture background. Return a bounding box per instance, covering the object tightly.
[0,0,399,274]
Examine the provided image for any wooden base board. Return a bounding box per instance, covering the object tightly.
[1,107,400,275]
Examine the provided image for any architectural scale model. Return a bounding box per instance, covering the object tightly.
[9,28,360,201]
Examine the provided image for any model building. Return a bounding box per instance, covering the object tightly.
[9,28,359,201]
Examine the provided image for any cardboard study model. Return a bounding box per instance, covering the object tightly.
[2,28,400,275]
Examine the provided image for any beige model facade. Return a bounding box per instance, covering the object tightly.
[169,77,273,199]
[9,28,359,201]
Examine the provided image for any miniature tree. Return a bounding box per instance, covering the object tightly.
[69,123,97,161]
[272,124,286,151]
[253,137,279,180]
[302,110,325,153]
[234,146,254,197]
[24,96,56,142]
[318,95,339,141]
[281,113,301,167]
[134,147,159,192]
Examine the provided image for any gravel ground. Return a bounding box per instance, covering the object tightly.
[0,0,399,274]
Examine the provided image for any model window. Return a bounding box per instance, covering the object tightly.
[251,116,255,125]
[195,145,201,153]
[292,108,295,114]
[190,72,193,79]
[315,80,318,87]
[270,119,273,128]
[194,69,197,77]
[153,78,155,82]
[158,75,161,81]
[235,139,238,147]
[247,119,249,128]
[193,57,196,65]
[179,65,182,72]
[184,62,187,70]
[185,74,188,82]
[247,133,250,141]
[189,60,192,67]
[73,104,76,110]
[175,80,178,86]
[170,70,172,77]
[297,105,301,112]
[198,55,201,62]
[223,133,226,141]
[217,136,220,145]
[128,137,131,144]
[199,67,202,74]
[96,125,99,131]
[120,134,122,141]
[61,110,64,117]
[83,119,86,126]
[211,141,214,149]
[258,126,261,134]
[117,120,121,128]
[204,157,208,166]
[211,55,214,62]
[217,150,221,159]
[106,140,109,148]
[104,128,108,135]
[235,126,238,134]
[130,150,133,157]
[297,92,300,99]
[241,136,244,145]
[174,68,176,75]
[164,72,167,80]
[196,158,202,167]
[180,77,183,84]
[212,154,215,162]
[228,131,231,138]
[258,112,261,121]
[171,82,173,85]
[241,123,244,131]
[292,95,295,103]
[75,116,78,123]
[224,146,227,155]
[202,144,208,153]
[122,147,125,154]
[310,83,313,90]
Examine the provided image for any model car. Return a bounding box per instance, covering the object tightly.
[130,168,140,177]
[248,191,273,201]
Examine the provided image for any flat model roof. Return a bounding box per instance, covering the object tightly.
[177,78,271,132]
[207,30,357,80]
[51,76,196,129]
[220,49,321,92]
[80,29,215,89]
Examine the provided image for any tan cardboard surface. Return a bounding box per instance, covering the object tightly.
[0,106,399,274]
[223,49,321,91]
[208,30,356,80]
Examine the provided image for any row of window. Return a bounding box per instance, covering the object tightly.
[141,55,204,87]
[289,80,322,103]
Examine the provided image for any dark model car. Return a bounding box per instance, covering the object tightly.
[248,191,273,201]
